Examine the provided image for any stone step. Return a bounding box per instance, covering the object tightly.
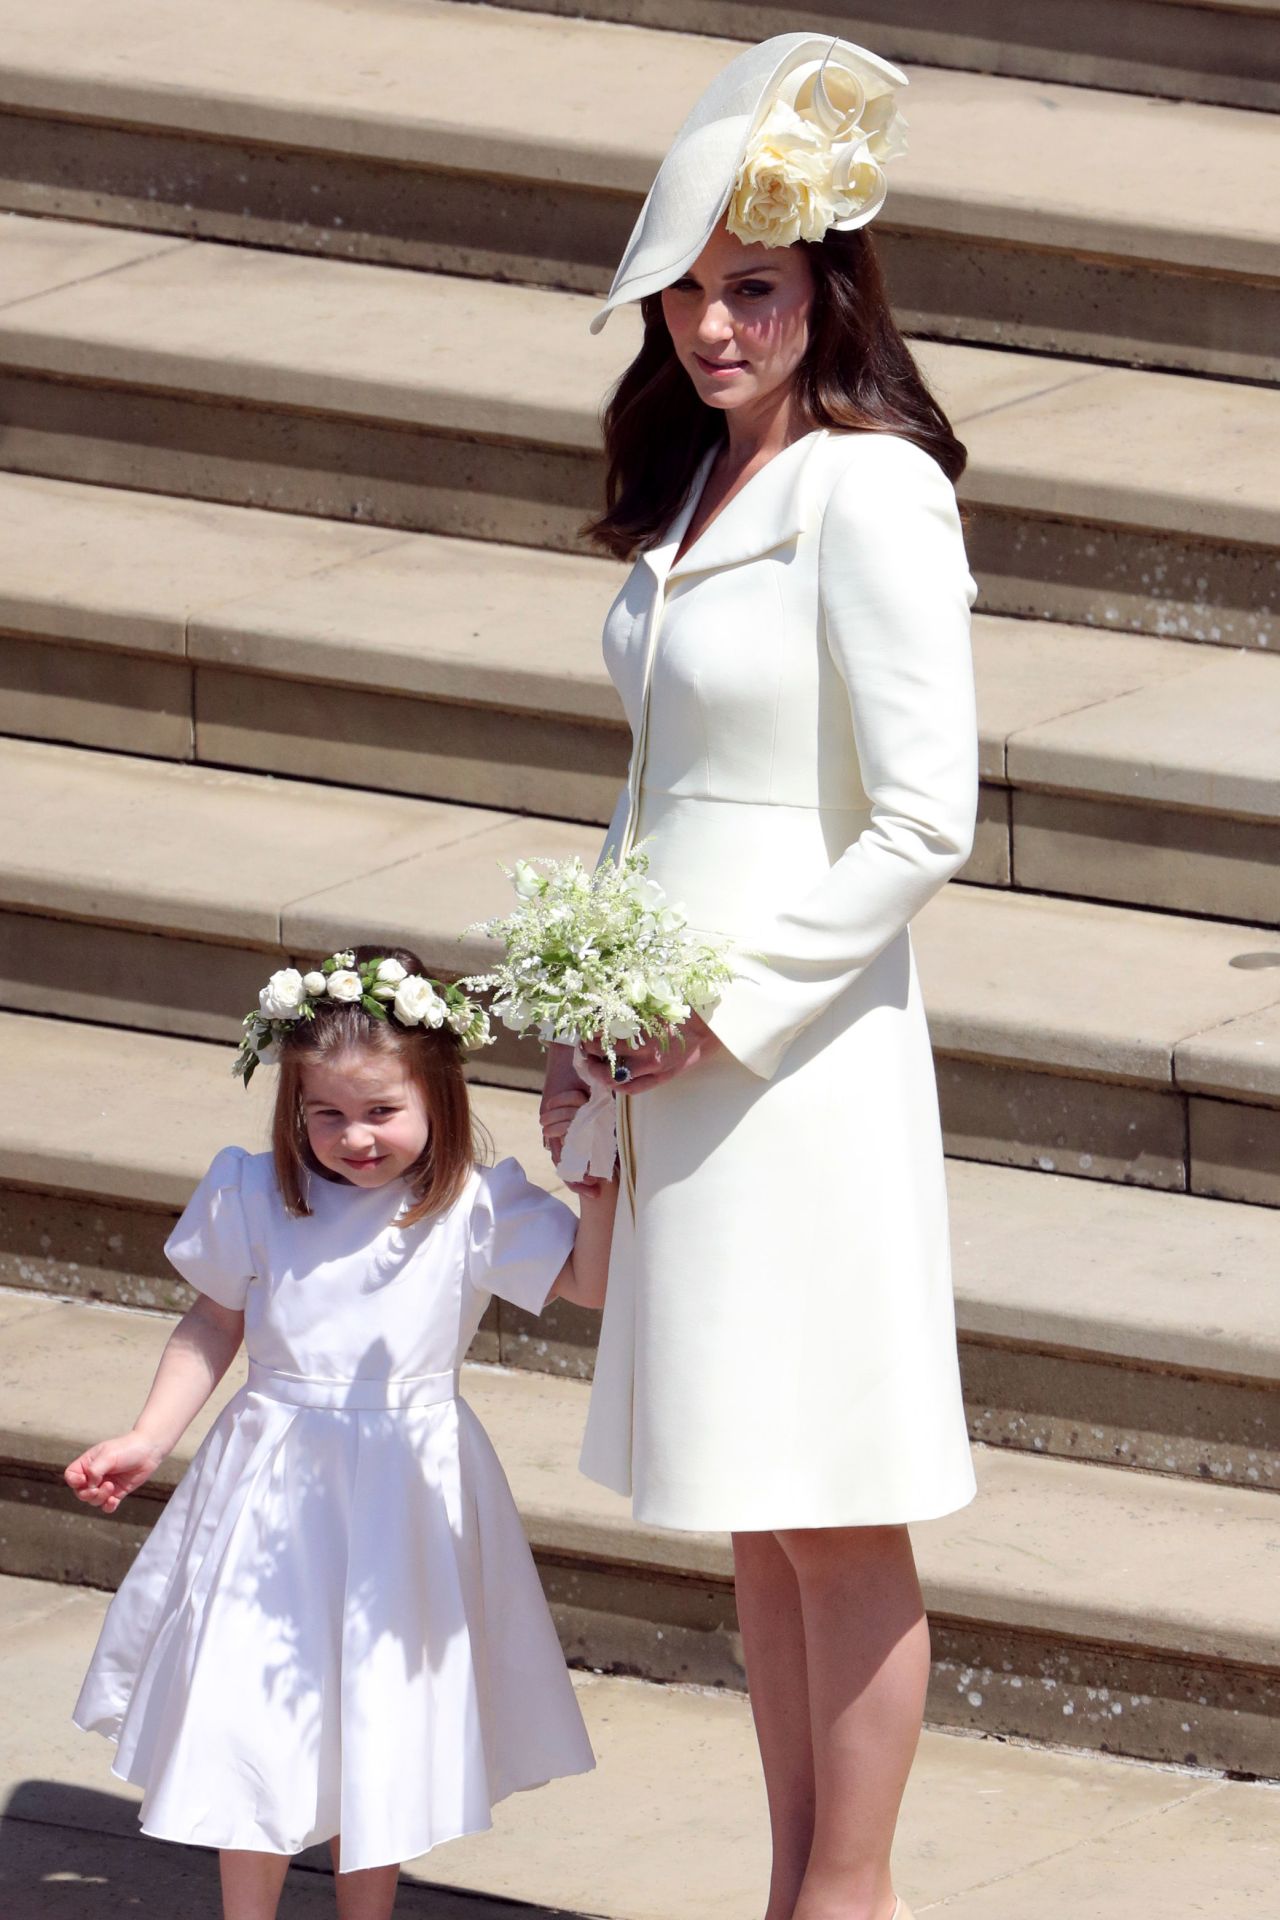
[3,473,1278,927]
[4,1011,1277,1489]
[0,217,1276,649]
[1,4,1276,379]
[4,1300,1278,1774]
[481,0,1280,114]
[2,737,1280,1205]
[8,1575,1279,1920]
[0,1013,1274,1489]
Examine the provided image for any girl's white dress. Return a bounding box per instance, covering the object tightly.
[74,1147,594,1873]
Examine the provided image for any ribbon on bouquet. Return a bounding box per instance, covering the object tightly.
[558,1045,619,1183]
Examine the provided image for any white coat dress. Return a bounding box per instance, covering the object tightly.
[578,428,979,1533]
[74,1149,594,1871]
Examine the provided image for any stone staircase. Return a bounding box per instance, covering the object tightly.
[1,1,1278,1912]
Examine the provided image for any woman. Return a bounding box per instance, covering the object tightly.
[541,36,978,1920]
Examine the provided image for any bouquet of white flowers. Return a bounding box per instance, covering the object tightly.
[464,849,733,1071]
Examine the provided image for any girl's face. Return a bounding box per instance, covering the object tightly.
[301,1049,430,1188]
[660,224,815,422]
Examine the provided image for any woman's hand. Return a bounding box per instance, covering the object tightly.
[580,1012,723,1093]
[65,1430,166,1513]
[540,1042,604,1195]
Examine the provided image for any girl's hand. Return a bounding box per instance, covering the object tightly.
[540,1042,604,1195]
[580,1012,723,1093]
[65,1430,165,1513]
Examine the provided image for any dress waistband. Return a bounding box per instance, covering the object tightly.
[246,1361,459,1411]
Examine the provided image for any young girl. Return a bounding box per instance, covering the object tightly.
[66,945,615,1920]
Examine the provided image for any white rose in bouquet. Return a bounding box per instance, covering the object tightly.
[259,969,307,1020]
[302,971,328,996]
[513,858,547,901]
[463,848,732,1070]
[648,976,690,1024]
[326,969,364,1003]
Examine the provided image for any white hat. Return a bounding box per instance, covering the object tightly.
[591,33,908,334]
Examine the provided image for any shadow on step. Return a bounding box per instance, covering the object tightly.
[0,1781,591,1918]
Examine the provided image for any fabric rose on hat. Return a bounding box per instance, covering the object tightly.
[729,102,836,248]
[727,50,906,250]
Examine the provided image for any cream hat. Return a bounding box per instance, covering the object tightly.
[591,33,908,334]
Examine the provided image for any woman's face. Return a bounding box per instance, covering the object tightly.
[660,224,815,421]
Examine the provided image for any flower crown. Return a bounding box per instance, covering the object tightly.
[234,951,492,1085]
[727,47,907,251]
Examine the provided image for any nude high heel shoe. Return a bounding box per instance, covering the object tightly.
[892,1903,915,1920]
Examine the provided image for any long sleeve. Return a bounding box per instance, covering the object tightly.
[706,438,978,1080]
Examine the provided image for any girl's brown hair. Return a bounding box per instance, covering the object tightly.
[271,945,482,1226]
[586,227,966,563]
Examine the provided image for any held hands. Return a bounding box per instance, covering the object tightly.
[65,1430,166,1513]
[540,1019,723,1191]
[539,1043,600,1195]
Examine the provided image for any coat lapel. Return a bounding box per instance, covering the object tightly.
[666,428,828,581]
[641,448,717,585]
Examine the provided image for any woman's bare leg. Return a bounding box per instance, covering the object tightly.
[777,1524,928,1920]
[219,1850,291,1920]
[329,1836,401,1920]
[733,1529,817,1920]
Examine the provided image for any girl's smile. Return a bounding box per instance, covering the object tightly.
[301,1053,430,1188]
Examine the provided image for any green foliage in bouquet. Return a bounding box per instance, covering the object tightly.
[463,849,733,1069]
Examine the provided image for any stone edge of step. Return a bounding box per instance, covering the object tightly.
[2,738,1278,1105]
[0,7,1276,280]
[1,218,1278,546]
[2,1010,1279,1385]
[2,1293,1276,1672]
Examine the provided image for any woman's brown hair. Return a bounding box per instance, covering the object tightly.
[586,227,966,563]
[271,945,483,1226]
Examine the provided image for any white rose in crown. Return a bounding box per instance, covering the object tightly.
[326,969,364,1002]
[259,968,307,1020]
[371,956,409,1001]
[394,975,447,1027]
[302,971,328,996]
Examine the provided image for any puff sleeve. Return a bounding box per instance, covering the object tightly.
[707,439,978,1080]
[467,1157,577,1315]
[164,1145,257,1311]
